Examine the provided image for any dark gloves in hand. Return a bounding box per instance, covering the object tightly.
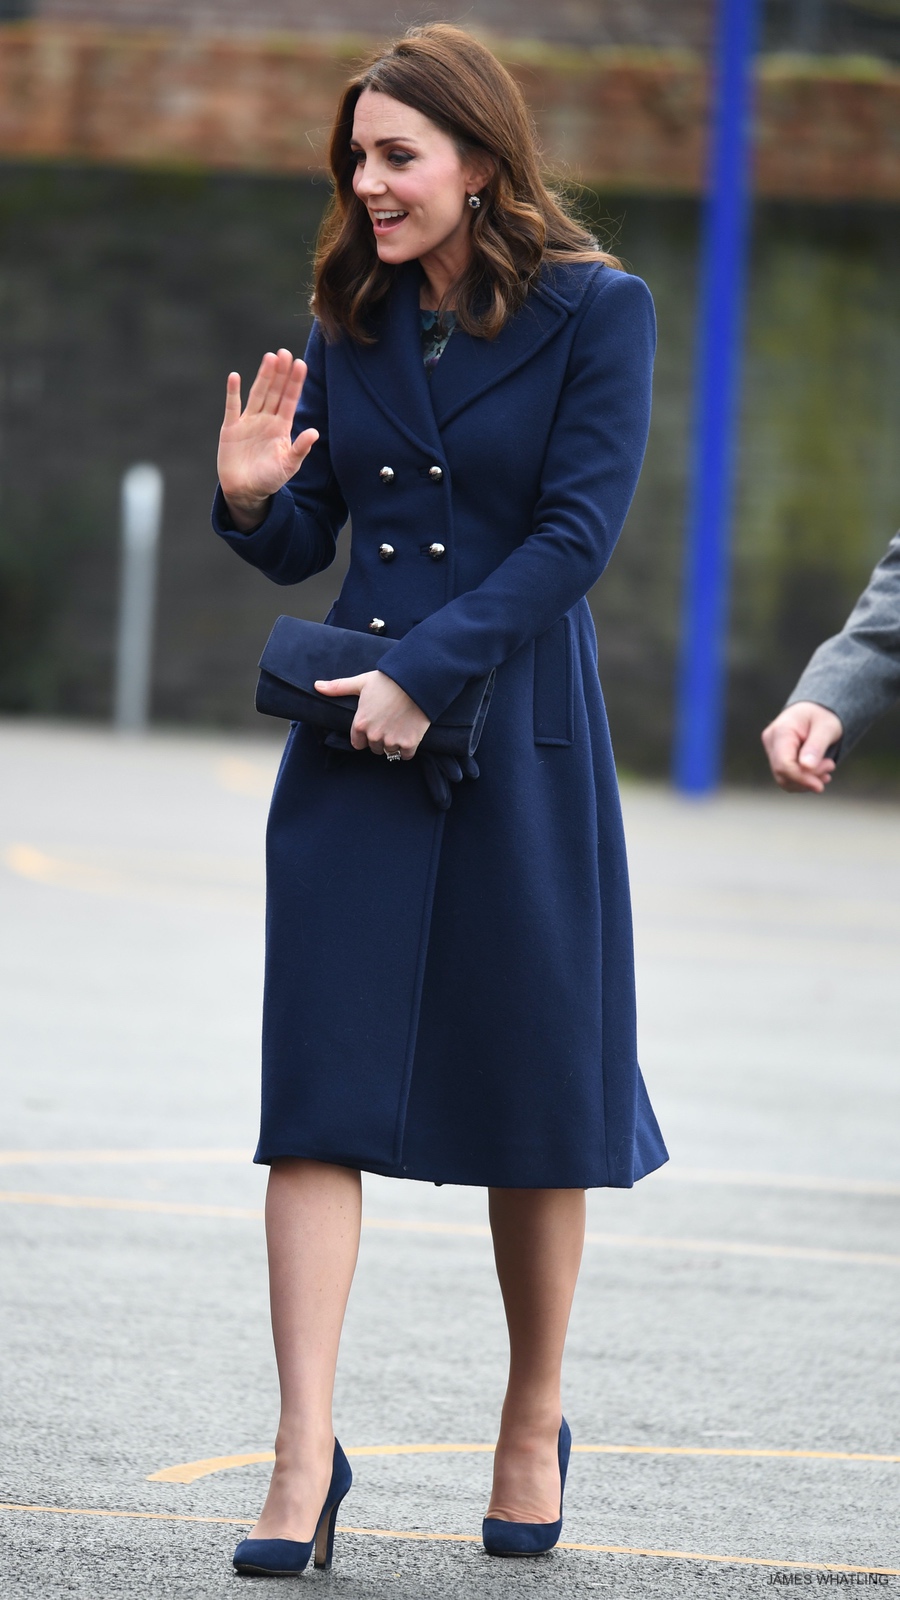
[321,731,480,810]
[421,751,480,810]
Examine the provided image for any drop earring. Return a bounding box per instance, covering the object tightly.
[468,194,482,210]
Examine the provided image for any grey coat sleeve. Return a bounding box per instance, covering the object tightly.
[785,527,900,755]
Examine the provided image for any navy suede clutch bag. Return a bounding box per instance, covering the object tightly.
[256,616,495,761]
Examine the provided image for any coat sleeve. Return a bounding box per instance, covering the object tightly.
[211,320,348,585]
[376,270,656,722]
[785,526,900,755]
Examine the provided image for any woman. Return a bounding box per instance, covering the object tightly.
[214,22,668,1577]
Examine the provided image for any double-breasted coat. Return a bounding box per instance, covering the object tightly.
[214,257,668,1189]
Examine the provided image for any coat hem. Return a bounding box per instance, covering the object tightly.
[252,1144,670,1190]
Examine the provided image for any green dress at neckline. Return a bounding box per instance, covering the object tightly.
[420,309,456,376]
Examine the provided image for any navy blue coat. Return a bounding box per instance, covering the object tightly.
[214,257,668,1188]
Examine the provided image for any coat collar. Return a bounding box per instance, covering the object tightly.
[429,262,599,430]
[342,259,599,450]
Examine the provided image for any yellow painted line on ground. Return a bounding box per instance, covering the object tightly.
[0,1149,251,1166]
[3,844,263,911]
[582,1230,900,1268]
[1,1151,897,1198]
[1,1504,896,1576]
[363,1215,900,1268]
[572,1444,900,1463]
[149,1441,900,1485]
[342,1529,900,1575]
[0,1502,252,1527]
[215,756,277,798]
[656,1167,900,1198]
[0,1192,262,1220]
[367,1214,900,1266]
[151,1453,275,1483]
[2,1191,899,1267]
[5,843,102,891]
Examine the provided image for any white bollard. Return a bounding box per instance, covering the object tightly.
[114,463,163,732]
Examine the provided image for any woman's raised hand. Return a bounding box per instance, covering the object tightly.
[217,349,319,532]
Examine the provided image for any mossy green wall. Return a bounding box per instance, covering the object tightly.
[0,165,898,782]
[731,210,900,775]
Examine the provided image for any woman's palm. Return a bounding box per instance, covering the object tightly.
[218,347,319,508]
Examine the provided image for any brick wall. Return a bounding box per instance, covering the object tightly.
[26,0,714,50]
[17,0,900,60]
[1,23,899,200]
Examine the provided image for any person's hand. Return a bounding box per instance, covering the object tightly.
[217,348,319,532]
[315,670,431,759]
[761,701,844,793]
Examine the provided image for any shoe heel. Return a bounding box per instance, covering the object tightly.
[314,1499,341,1571]
[482,1417,571,1558]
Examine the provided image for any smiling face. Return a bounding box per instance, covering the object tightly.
[350,88,489,290]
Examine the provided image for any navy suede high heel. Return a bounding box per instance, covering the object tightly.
[233,1438,352,1576]
[482,1417,571,1557]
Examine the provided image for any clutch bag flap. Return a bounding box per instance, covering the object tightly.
[256,616,494,759]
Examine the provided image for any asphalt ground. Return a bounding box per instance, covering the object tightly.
[1,719,898,1598]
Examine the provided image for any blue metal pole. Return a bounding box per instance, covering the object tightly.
[673,0,762,794]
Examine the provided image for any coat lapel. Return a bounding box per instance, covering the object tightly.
[343,259,597,443]
[343,262,444,458]
[428,276,575,429]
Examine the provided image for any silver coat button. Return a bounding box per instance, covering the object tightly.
[379,466,395,483]
[368,617,386,633]
[428,542,446,561]
[428,465,443,482]
[379,543,395,562]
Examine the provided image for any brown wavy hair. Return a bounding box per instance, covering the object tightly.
[313,23,620,344]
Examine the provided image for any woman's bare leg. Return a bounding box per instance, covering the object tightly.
[249,1157,362,1541]
[486,1187,586,1522]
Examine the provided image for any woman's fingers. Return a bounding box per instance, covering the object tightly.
[243,350,277,415]
[223,371,242,423]
[259,349,296,416]
[314,675,366,697]
[244,348,292,416]
[314,675,369,751]
[277,358,308,424]
[313,671,430,758]
[231,349,303,430]
[289,427,319,467]
[317,673,390,755]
